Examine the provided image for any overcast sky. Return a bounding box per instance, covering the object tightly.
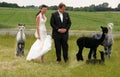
[0,0,120,8]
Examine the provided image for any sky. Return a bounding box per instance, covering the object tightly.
[0,0,120,8]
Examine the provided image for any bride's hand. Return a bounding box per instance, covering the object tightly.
[37,36,40,39]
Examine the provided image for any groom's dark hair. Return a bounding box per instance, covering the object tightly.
[58,3,66,9]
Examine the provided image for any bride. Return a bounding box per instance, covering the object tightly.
[26,5,52,62]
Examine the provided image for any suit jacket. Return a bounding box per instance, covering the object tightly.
[50,11,71,39]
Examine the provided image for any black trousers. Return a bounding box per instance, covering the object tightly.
[53,35,68,62]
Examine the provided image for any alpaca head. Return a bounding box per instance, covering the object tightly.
[101,26,108,34]
[18,24,25,31]
[107,23,114,32]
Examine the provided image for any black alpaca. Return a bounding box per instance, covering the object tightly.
[76,26,108,61]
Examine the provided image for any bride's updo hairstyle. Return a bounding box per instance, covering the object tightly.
[36,5,47,17]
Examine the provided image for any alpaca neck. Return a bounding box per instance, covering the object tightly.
[20,30,23,40]
[99,32,105,44]
[109,30,112,34]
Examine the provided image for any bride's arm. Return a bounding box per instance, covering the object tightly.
[36,15,40,39]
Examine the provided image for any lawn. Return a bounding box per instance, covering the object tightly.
[0,7,120,77]
[0,7,120,32]
[0,34,120,77]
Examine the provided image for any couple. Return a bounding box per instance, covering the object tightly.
[26,3,71,63]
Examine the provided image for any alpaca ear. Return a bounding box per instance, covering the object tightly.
[23,24,25,26]
[100,26,103,29]
[18,24,21,26]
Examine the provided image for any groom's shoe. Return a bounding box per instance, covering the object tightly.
[56,61,61,64]
[64,59,68,63]
[56,59,61,64]
[56,58,61,63]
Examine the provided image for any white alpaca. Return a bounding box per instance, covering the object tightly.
[93,23,114,58]
[16,24,26,56]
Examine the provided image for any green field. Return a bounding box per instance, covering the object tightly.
[0,34,120,77]
[0,7,120,32]
[0,7,120,77]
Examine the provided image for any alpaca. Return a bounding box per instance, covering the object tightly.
[93,23,114,58]
[16,24,26,56]
[76,26,108,61]
[86,51,105,64]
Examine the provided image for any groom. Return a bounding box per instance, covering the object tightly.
[50,3,71,63]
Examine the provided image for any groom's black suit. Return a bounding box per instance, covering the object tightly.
[50,11,71,62]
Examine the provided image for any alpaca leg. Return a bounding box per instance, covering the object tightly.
[16,43,20,56]
[19,43,22,55]
[76,47,83,61]
[108,44,112,58]
[21,42,25,56]
[104,46,108,54]
[16,43,18,56]
[88,49,93,60]
[104,46,109,57]
[100,51,105,62]
[93,48,97,59]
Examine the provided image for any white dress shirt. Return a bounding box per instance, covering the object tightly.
[58,10,63,22]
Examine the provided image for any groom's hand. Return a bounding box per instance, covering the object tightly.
[58,28,67,33]
[62,28,67,33]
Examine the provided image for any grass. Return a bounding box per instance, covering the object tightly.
[0,7,120,77]
[0,7,120,32]
[0,34,120,77]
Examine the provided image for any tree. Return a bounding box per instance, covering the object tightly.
[117,3,120,11]
[89,4,96,12]
[95,2,111,11]
[66,6,73,11]
[26,5,37,9]
[102,2,109,8]
[0,2,19,8]
[48,5,57,10]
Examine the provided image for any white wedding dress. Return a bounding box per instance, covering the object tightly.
[26,13,52,61]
